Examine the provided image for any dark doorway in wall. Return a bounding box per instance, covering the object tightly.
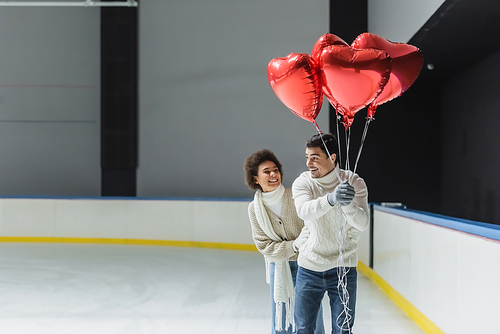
[101,4,138,197]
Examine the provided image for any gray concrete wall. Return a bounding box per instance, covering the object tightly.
[138,0,330,198]
[0,7,100,196]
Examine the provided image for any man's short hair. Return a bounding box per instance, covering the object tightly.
[306,133,339,165]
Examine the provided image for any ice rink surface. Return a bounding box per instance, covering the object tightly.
[0,243,424,333]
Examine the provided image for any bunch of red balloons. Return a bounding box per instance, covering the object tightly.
[266,33,424,130]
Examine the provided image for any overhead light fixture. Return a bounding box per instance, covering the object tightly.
[0,0,137,6]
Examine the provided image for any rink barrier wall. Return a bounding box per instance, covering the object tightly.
[3,197,498,333]
[357,261,444,334]
[0,196,371,265]
[0,197,256,246]
[372,204,500,334]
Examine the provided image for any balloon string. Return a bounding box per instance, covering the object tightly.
[314,121,342,183]
[314,120,321,134]
[345,128,351,171]
[320,125,351,333]
[336,114,342,169]
[353,119,371,174]
[335,206,353,333]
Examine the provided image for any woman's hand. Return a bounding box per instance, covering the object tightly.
[293,226,310,252]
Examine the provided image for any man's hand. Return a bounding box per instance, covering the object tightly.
[327,181,355,206]
[293,226,310,252]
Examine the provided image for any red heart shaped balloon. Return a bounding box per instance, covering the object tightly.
[267,53,323,124]
[318,45,392,129]
[351,33,423,119]
[311,33,349,64]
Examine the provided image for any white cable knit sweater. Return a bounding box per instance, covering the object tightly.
[292,166,369,272]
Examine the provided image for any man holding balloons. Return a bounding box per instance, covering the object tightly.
[266,32,423,333]
[292,132,369,334]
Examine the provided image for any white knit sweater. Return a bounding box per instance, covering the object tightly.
[292,167,369,272]
[248,188,303,262]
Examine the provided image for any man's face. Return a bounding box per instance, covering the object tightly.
[305,147,336,179]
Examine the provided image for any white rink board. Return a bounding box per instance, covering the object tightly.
[0,198,253,245]
[0,197,372,259]
[373,208,500,334]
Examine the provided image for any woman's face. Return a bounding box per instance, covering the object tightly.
[254,160,281,192]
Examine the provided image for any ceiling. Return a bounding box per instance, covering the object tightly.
[410,0,500,84]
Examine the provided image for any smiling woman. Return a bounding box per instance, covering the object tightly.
[254,160,282,193]
[243,149,283,193]
[243,149,325,334]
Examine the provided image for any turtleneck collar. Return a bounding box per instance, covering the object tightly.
[261,184,285,206]
[313,166,341,190]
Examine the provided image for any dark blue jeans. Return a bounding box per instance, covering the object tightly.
[270,261,325,334]
[294,266,357,334]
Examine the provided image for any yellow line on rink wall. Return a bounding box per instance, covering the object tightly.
[0,236,258,252]
[357,261,445,334]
